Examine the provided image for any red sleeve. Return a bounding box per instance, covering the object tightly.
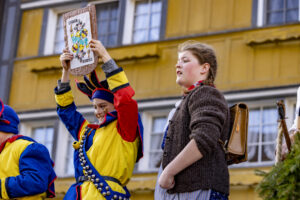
[114,85,138,142]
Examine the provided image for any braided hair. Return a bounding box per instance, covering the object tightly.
[178,40,217,86]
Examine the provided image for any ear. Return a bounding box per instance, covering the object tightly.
[200,63,210,74]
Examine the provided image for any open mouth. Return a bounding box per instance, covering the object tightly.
[176,71,182,75]
[96,114,104,119]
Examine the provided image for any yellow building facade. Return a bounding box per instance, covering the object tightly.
[4,0,300,199]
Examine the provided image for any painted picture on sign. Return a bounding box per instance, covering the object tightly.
[66,12,94,69]
[63,5,98,76]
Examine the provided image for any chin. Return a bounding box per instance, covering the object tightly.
[176,79,185,87]
[176,78,182,85]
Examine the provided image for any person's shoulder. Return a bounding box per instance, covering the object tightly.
[27,142,49,153]
[14,137,34,147]
[19,137,50,155]
[192,85,225,100]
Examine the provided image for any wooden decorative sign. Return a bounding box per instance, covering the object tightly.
[63,5,98,76]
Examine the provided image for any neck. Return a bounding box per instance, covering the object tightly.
[0,132,15,145]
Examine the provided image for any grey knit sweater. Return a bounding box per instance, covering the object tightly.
[162,85,230,195]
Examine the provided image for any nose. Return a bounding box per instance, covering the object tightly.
[175,61,182,68]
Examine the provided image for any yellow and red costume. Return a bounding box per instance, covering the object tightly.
[0,99,56,200]
[55,64,143,200]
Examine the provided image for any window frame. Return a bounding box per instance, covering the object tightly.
[241,100,279,166]
[43,3,81,55]
[137,108,170,172]
[18,107,94,177]
[40,0,167,53]
[229,97,297,168]
[122,0,167,45]
[88,0,126,47]
[19,118,58,161]
[255,0,300,27]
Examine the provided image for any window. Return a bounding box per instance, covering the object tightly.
[132,0,162,43]
[53,14,64,54]
[148,116,167,169]
[247,106,277,165]
[20,119,58,161]
[289,102,299,129]
[256,0,300,26]
[96,2,120,47]
[32,125,56,159]
[65,134,75,175]
[266,0,299,25]
[123,0,165,44]
[230,98,296,168]
[19,109,97,177]
[136,107,171,172]
[42,0,166,53]
[63,113,95,176]
[43,4,81,55]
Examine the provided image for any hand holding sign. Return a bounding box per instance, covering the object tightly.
[63,5,98,76]
[89,39,112,63]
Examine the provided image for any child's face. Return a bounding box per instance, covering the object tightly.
[93,98,115,124]
[176,50,203,88]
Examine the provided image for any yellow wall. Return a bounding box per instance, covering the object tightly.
[165,0,252,38]
[9,1,300,199]
[17,9,44,58]
[11,24,300,111]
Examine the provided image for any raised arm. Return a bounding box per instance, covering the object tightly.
[89,39,139,142]
[54,49,87,140]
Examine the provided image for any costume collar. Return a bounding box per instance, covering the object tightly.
[0,135,23,153]
[87,111,118,129]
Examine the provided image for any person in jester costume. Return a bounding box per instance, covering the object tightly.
[0,98,56,200]
[55,39,143,200]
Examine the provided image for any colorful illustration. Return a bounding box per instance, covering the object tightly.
[70,20,89,60]
[66,12,94,69]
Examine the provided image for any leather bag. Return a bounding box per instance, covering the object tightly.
[220,103,249,165]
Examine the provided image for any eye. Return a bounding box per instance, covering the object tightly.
[100,105,107,110]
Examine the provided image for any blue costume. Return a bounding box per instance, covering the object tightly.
[0,99,56,200]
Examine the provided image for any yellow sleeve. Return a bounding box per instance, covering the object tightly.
[1,178,9,199]
[55,90,74,107]
[106,68,129,92]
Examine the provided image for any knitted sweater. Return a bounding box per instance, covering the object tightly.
[162,85,230,195]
